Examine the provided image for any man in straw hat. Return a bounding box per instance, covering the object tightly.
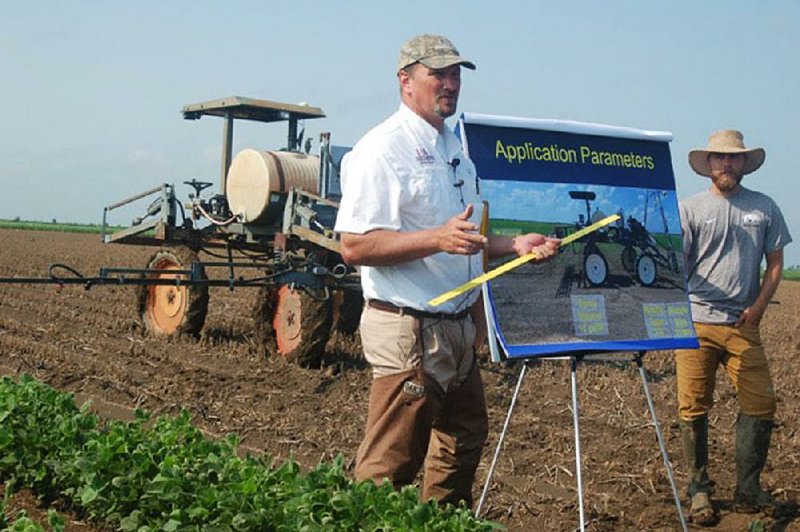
[334,34,558,507]
[677,129,793,524]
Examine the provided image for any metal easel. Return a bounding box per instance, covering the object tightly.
[475,351,688,532]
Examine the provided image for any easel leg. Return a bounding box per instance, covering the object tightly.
[571,356,586,532]
[634,352,688,532]
[476,362,528,518]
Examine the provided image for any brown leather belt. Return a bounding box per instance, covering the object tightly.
[366,299,470,321]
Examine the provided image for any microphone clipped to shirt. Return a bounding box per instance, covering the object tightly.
[450,158,464,187]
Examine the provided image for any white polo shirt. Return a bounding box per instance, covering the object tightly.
[334,104,484,314]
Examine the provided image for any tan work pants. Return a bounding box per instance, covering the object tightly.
[675,322,776,421]
[355,305,489,507]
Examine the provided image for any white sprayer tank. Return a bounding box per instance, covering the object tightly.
[226,149,320,224]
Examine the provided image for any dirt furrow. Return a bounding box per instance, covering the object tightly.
[1,229,798,531]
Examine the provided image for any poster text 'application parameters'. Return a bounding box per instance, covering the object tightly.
[496,140,656,170]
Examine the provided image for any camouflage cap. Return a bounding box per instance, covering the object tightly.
[397,34,476,73]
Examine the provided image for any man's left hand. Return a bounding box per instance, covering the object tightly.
[531,240,559,263]
[735,304,765,328]
[513,234,560,261]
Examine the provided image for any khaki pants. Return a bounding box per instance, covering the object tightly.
[675,322,776,421]
[355,305,489,507]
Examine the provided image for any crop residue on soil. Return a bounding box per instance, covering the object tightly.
[1,229,799,531]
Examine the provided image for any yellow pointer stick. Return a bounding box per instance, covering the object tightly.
[427,214,621,307]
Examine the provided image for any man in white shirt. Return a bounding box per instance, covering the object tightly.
[335,34,558,507]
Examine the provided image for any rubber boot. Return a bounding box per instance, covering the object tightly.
[733,414,792,516]
[680,416,717,526]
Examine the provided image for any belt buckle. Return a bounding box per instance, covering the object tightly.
[402,380,425,398]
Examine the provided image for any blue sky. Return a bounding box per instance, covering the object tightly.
[484,182,681,235]
[1,2,798,265]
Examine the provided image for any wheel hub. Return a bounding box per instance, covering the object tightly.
[273,285,303,353]
[146,260,188,334]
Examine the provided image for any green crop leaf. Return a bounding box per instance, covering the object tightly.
[46,510,65,532]
[119,510,142,531]
[0,428,12,449]
[78,486,98,505]
[161,519,181,531]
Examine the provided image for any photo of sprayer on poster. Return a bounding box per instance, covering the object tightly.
[456,113,699,358]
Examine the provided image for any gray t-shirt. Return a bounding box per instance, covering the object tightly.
[680,187,792,324]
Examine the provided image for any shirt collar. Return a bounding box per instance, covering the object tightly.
[397,103,457,154]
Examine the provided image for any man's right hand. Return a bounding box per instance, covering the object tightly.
[340,204,487,266]
[436,204,487,256]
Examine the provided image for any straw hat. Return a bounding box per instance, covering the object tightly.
[688,130,765,177]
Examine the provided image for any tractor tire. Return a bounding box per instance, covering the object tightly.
[331,288,363,335]
[252,285,278,354]
[583,248,608,287]
[635,254,657,287]
[253,284,332,367]
[137,246,208,337]
[621,246,637,272]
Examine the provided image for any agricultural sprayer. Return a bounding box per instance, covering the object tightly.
[0,96,361,367]
[555,189,681,288]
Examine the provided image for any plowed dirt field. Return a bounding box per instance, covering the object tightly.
[1,229,798,531]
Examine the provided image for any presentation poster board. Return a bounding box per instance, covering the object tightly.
[457,113,699,358]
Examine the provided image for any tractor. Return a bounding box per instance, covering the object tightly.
[101,96,361,367]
